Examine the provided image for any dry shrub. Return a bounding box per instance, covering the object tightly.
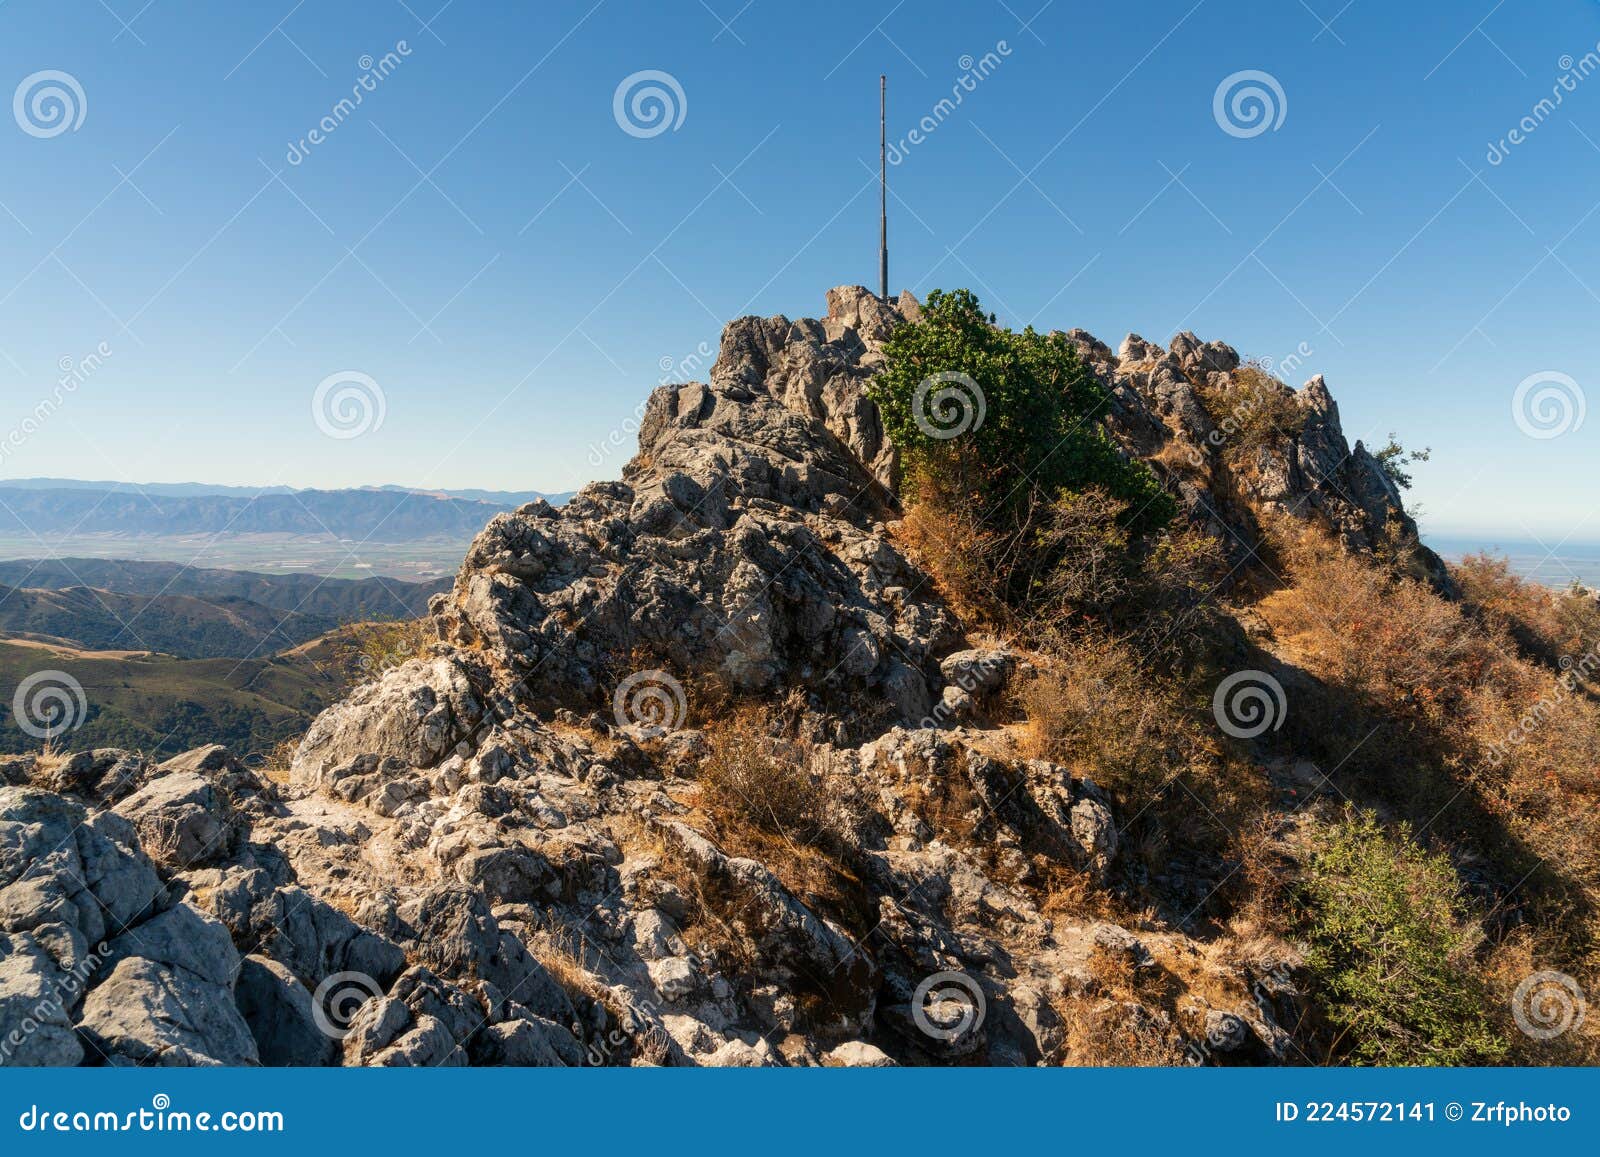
[526,926,609,1005]
[689,705,873,938]
[1264,526,1600,982]
[335,617,434,688]
[895,472,1008,626]
[696,704,826,841]
[1195,366,1306,460]
[1060,999,1188,1066]
[258,734,302,785]
[1454,551,1600,666]
[1015,634,1268,902]
[1018,638,1186,801]
[1266,531,1495,728]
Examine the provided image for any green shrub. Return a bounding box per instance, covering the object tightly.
[868,288,1174,534]
[1299,808,1506,1066]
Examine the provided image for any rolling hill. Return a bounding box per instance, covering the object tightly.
[0,561,447,658]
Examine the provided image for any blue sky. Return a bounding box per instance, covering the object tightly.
[1,0,1598,541]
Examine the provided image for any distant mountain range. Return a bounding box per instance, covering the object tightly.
[0,487,541,540]
[0,558,447,659]
[0,478,573,506]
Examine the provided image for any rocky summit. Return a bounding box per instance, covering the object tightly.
[1,287,1433,1067]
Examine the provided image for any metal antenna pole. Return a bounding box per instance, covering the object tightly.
[879,74,888,303]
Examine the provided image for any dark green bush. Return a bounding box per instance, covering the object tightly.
[1299,808,1506,1066]
[868,288,1174,534]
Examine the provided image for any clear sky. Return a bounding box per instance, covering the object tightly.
[1,0,1598,541]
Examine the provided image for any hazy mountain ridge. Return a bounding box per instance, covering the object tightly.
[0,639,341,757]
[0,488,512,540]
[0,562,446,659]
[0,478,574,506]
[0,558,448,620]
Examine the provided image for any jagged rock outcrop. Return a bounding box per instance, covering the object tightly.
[1,286,1433,1067]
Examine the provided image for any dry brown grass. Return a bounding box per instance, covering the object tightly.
[1258,528,1600,1024]
[1059,998,1189,1066]
[258,735,301,785]
[673,705,876,941]
[1195,366,1307,461]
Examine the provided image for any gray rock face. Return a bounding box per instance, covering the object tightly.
[78,956,257,1067]
[1081,329,1447,588]
[425,290,960,730]
[0,933,85,1066]
[291,655,489,789]
[0,290,1357,1067]
[235,955,337,1066]
[114,772,240,869]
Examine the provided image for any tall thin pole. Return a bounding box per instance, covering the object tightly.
[879,74,888,303]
